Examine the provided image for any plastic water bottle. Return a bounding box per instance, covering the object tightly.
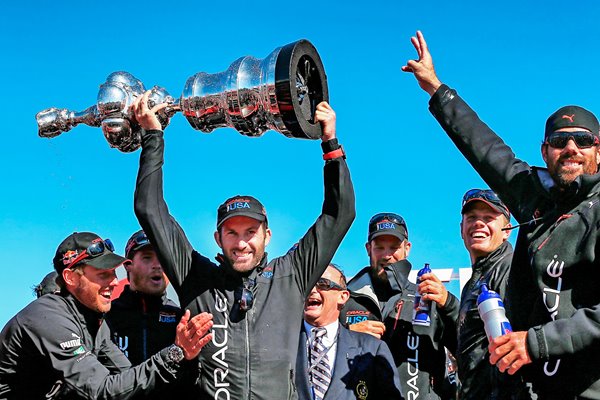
[477,283,512,341]
[413,263,432,327]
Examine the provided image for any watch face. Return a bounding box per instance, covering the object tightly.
[168,344,184,363]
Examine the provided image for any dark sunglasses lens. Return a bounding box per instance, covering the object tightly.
[134,232,149,246]
[548,132,596,148]
[87,242,105,256]
[315,279,330,290]
[104,239,115,252]
[463,189,499,205]
[369,213,404,226]
[316,278,344,291]
[240,288,254,311]
[87,239,114,256]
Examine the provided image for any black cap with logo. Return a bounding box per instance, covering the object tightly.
[368,213,409,242]
[545,105,599,138]
[53,232,128,274]
[216,195,268,228]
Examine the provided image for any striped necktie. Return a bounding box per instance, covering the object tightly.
[309,327,331,400]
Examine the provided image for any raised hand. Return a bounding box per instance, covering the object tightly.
[174,310,214,360]
[401,31,443,96]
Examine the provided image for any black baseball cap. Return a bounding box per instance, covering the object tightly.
[545,105,599,138]
[368,213,409,242]
[461,189,510,220]
[217,195,268,228]
[125,230,152,259]
[53,232,129,274]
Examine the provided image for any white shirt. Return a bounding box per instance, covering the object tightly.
[303,320,339,373]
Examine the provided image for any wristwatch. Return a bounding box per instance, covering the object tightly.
[166,344,185,364]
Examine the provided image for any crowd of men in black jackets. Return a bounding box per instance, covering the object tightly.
[2,31,600,399]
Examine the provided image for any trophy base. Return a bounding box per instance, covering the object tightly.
[275,40,328,140]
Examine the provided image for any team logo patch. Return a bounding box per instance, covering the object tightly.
[60,333,82,350]
[62,250,80,265]
[73,346,86,355]
[376,220,395,231]
[260,266,274,279]
[159,312,177,323]
[345,310,370,325]
[356,380,368,399]
[226,198,251,212]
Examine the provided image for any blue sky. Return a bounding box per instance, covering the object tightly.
[1,1,599,327]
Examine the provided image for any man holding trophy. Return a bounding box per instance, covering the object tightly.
[132,87,355,400]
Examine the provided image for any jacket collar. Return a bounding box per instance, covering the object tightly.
[348,259,413,302]
[472,241,513,272]
[63,293,104,336]
[534,167,600,206]
[119,285,167,307]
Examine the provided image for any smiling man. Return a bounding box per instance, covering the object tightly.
[296,264,402,400]
[453,189,531,399]
[0,232,213,399]
[404,30,600,399]
[132,92,355,399]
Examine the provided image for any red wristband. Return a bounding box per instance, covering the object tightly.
[323,147,345,160]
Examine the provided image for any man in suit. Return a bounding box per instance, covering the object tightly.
[296,264,403,400]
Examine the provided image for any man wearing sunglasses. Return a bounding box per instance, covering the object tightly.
[404,31,600,399]
[0,232,214,399]
[341,213,459,400]
[132,92,355,399]
[296,264,403,399]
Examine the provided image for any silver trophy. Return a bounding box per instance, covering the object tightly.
[36,39,328,152]
[36,72,175,152]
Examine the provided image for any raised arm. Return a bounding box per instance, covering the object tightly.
[283,101,356,296]
[403,31,533,222]
[132,91,199,295]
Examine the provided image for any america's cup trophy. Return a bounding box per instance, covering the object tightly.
[36,39,328,152]
[36,72,174,152]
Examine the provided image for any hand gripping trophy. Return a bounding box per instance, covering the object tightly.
[36,40,328,152]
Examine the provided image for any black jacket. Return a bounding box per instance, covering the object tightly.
[295,323,403,400]
[134,129,355,400]
[107,285,182,366]
[106,286,197,399]
[340,260,459,400]
[457,241,531,400]
[0,293,193,399]
[430,84,600,399]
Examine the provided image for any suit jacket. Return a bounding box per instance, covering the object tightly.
[296,323,404,400]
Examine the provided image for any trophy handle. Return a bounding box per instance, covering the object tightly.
[36,106,101,138]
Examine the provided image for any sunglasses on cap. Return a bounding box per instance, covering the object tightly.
[62,239,115,269]
[239,278,255,312]
[315,277,346,291]
[368,213,406,229]
[545,131,599,149]
[126,231,150,257]
[462,189,502,208]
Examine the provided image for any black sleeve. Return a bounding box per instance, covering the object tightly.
[134,129,202,297]
[428,85,535,223]
[279,146,356,297]
[23,311,188,399]
[437,293,460,354]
